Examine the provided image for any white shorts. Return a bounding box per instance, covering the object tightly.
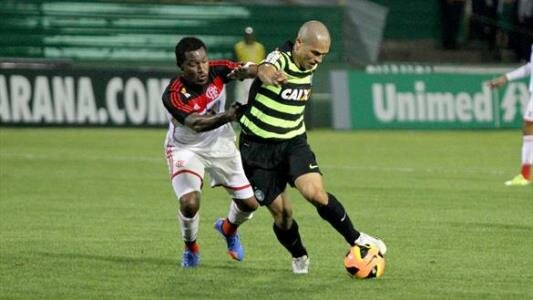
[524,93,533,122]
[165,137,254,200]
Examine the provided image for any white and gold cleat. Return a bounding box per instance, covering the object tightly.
[356,232,387,255]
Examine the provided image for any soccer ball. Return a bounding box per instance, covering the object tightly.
[344,244,385,279]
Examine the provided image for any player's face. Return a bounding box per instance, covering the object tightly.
[295,38,330,70]
[181,47,209,85]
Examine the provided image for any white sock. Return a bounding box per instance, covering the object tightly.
[522,135,533,165]
[177,211,199,242]
[227,201,253,226]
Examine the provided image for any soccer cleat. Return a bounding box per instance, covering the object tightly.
[355,232,387,255]
[181,249,200,268]
[504,174,531,186]
[292,255,310,274]
[214,218,244,261]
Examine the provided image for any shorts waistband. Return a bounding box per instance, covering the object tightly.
[239,133,284,144]
[239,132,305,144]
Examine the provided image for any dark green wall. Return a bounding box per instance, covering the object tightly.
[370,0,440,39]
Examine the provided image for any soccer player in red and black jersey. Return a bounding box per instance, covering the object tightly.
[161,37,259,267]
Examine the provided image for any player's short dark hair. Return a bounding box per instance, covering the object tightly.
[175,37,207,67]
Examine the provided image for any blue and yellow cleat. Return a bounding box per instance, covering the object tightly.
[504,174,531,186]
[181,249,200,268]
[214,218,244,261]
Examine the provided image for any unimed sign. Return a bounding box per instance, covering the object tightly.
[331,69,531,129]
[0,67,174,126]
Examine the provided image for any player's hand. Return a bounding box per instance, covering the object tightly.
[230,102,243,111]
[225,103,241,121]
[271,70,288,86]
[488,75,507,89]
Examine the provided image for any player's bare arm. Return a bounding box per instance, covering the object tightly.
[257,63,288,86]
[227,62,258,80]
[488,75,508,89]
[184,108,237,132]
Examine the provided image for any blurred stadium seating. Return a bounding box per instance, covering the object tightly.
[0,1,342,67]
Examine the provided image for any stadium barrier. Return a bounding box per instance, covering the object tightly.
[0,66,172,127]
[331,65,531,129]
[0,63,330,128]
[3,64,530,129]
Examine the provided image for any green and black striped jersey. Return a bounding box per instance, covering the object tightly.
[239,41,317,141]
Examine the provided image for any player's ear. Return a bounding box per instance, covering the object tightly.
[295,38,303,47]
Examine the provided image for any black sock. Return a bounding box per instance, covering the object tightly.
[316,193,360,246]
[272,220,308,258]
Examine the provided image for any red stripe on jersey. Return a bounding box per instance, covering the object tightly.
[169,92,183,110]
[170,78,183,91]
[170,91,192,113]
[209,60,240,69]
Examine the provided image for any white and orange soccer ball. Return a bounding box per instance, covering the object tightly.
[344,244,385,279]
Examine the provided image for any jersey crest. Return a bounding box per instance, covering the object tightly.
[206,84,220,100]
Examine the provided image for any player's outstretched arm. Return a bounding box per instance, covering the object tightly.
[488,75,508,89]
[257,63,288,86]
[490,62,532,89]
[227,62,258,80]
[184,109,237,132]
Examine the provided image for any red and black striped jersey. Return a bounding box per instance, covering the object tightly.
[162,60,240,124]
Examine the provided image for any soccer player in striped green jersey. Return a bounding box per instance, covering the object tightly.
[237,21,387,274]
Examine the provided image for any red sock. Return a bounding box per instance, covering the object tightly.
[521,164,531,180]
[222,219,238,236]
[185,241,199,253]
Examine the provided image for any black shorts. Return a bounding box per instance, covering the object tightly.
[239,133,321,206]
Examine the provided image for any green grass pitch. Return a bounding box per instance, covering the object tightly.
[1,128,532,299]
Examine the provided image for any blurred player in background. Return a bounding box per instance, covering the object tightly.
[237,21,387,274]
[162,37,259,267]
[489,44,533,186]
[233,26,265,104]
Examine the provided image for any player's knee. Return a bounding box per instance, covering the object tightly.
[247,197,260,211]
[179,191,200,217]
[302,187,328,206]
[296,176,328,205]
[234,197,259,212]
